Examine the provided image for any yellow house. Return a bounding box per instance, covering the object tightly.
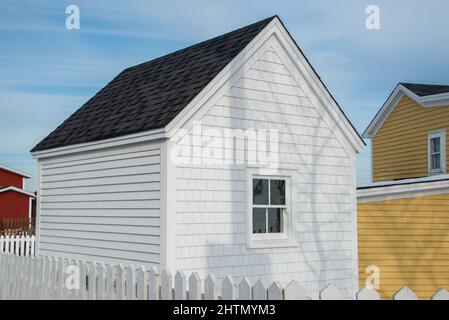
[358,83,449,299]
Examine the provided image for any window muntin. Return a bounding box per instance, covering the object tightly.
[252,178,286,234]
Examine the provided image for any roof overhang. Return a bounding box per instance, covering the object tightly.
[31,128,168,159]
[0,186,35,197]
[0,165,31,178]
[358,175,449,203]
[363,84,449,139]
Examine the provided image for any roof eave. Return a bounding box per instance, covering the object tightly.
[0,186,35,197]
[0,165,32,178]
[363,84,449,139]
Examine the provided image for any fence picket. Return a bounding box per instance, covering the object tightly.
[148,267,159,300]
[393,287,417,300]
[320,283,343,300]
[115,264,125,300]
[356,287,380,300]
[126,265,136,300]
[30,236,35,257]
[175,270,187,300]
[5,236,10,253]
[47,257,57,300]
[238,277,252,300]
[105,263,114,300]
[432,288,449,300]
[14,235,20,255]
[284,281,307,300]
[189,272,202,300]
[252,280,267,300]
[137,266,147,300]
[96,262,106,300]
[55,258,65,300]
[267,281,283,300]
[204,274,217,300]
[40,257,51,299]
[24,235,30,256]
[19,236,25,256]
[222,276,236,300]
[161,270,173,300]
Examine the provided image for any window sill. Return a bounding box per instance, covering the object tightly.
[429,171,446,175]
[246,239,297,249]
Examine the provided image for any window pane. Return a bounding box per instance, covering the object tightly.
[431,137,440,153]
[432,153,441,170]
[268,208,282,233]
[270,180,285,205]
[252,208,267,233]
[253,179,268,205]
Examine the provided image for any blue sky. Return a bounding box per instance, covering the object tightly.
[1,0,449,191]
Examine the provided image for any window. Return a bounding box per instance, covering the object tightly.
[428,130,446,174]
[252,178,286,234]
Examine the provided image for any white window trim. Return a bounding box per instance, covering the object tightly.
[246,168,297,249]
[428,129,446,175]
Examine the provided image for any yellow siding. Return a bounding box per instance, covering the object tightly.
[372,96,449,182]
[358,193,449,299]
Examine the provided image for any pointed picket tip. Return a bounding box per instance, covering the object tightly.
[238,277,252,300]
[393,286,417,300]
[222,276,236,300]
[356,287,380,300]
[175,270,186,280]
[160,270,173,300]
[432,288,449,300]
[204,274,217,300]
[189,272,202,300]
[189,271,200,281]
[252,279,267,300]
[284,280,307,300]
[174,270,187,300]
[161,269,172,279]
[267,281,283,300]
[320,283,343,300]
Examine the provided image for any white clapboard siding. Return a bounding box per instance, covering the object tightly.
[41,173,160,189]
[174,43,356,298]
[38,141,162,267]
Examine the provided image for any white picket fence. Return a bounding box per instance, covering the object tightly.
[1,253,449,300]
[0,235,35,256]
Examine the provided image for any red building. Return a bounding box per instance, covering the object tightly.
[0,165,35,219]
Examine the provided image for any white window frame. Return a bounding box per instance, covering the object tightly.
[246,168,296,249]
[428,129,446,175]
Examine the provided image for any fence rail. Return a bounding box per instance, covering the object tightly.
[0,217,35,236]
[0,235,35,256]
[1,253,449,300]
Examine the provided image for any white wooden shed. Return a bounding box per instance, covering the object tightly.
[31,16,364,299]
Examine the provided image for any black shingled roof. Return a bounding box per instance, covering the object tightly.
[401,83,449,97]
[32,16,275,152]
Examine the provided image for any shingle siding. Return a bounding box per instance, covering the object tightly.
[174,44,355,299]
[38,140,162,267]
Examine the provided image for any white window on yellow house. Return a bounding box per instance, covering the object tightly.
[428,129,446,174]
